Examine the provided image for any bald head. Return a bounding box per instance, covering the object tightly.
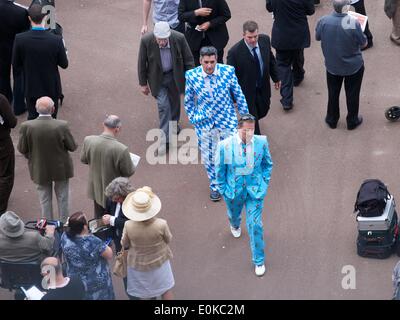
[103,115,121,129]
[333,0,350,13]
[36,97,55,115]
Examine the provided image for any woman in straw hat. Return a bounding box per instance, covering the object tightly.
[121,186,174,300]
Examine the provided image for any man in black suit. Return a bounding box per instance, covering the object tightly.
[12,3,68,120]
[266,0,314,111]
[0,0,30,110]
[227,21,280,135]
[178,0,231,65]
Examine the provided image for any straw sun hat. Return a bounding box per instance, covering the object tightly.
[122,186,161,222]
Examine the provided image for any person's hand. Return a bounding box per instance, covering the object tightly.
[45,225,56,236]
[274,81,281,90]
[140,85,150,95]
[198,21,211,31]
[195,7,212,17]
[102,214,111,225]
[141,25,148,35]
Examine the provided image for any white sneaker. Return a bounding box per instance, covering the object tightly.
[255,264,266,277]
[230,226,241,238]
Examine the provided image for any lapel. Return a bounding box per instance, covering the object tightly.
[196,66,213,103]
[240,39,256,64]
[151,35,163,72]
[258,37,269,74]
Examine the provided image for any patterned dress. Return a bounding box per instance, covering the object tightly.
[61,233,115,300]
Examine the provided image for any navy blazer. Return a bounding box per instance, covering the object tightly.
[266,0,315,50]
[105,198,129,252]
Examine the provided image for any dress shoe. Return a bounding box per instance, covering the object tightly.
[325,119,337,129]
[230,225,241,238]
[255,264,266,277]
[347,116,363,130]
[293,78,304,87]
[361,41,373,51]
[209,190,221,202]
[282,103,293,111]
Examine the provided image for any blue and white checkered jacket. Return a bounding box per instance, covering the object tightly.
[184,64,249,131]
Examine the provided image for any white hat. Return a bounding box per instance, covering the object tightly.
[153,21,171,39]
[122,187,162,222]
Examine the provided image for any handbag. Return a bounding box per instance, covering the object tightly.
[112,248,127,278]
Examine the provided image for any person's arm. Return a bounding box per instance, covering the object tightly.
[162,221,173,244]
[315,19,322,41]
[226,47,236,68]
[261,137,273,191]
[178,0,200,24]
[181,37,195,71]
[80,138,88,164]
[119,148,135,177]
[12,36,22,72]
[38,226,56,256]
[266,0,274,12]
[0,95,17,128]
[63,125,78,152]
[138,38,150,95]
[305,0,315,15]
[208,0,231,29]
[215,141,227,196]
[101,245,113,260]
[121,225,130,249]
[269,46,280,87]
[354,21,368,48]
[17,124,29,159]
[141,0,152,35]
[229,68,249,115]
[57,38,68,69]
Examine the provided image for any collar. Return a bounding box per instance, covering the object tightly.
[201,64,219,78]
[100,132,116,140]
[38,114,53,118]
[159,39,170,49]
[236,132,254,146]
[244,40,259,53]
[333,12,347,17]
[32,26,46,31]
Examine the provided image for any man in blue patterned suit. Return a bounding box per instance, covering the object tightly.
[184,46,249,202]
[215,114,273,276]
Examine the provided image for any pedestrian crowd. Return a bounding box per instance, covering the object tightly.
[1,0,400,300]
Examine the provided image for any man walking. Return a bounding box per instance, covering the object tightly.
[316,0,367,130]
[184,46,249,201]
[266,0,315,111]
[216,114,273,276]
[0,94,17,215]
[138,21,194,155]
[81,115,135,218]
[178,0,231,65]
[17,97,77,222]
[227,21,280,135]
[12,3,68,120]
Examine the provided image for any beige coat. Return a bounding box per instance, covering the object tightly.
[121,218,173,271]
[80,134,135,208]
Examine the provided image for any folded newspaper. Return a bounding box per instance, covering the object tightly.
[21,286,46,300]
[347,11,368,32]
[130,153,140,168]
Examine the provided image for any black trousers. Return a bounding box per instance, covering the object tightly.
[27,96,59,120]
[0,138,15,215]
[192,35,224,66]
[352,0,373,42]
[275,49,304,106]
[326,65,364,126]
[250,88,270,135]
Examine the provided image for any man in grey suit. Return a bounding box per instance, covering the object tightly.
[138,21,194,155]
[81,115,135,219]
[17,97,77,222]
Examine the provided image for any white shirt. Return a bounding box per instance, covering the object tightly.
[350,0,359,4]
[109,203,121,227]
[201,64,219,97]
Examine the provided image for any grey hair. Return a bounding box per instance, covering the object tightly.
[200,46,218,58]
[36,97,54,115]
[103,115,121,129]
[333,0,350,13]
[104,177,135,198]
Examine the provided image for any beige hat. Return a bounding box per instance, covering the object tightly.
[122,187,161,222]
[0,211,25,238]
[153,21,171,39]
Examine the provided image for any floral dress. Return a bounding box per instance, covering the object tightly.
[61,233,115,300]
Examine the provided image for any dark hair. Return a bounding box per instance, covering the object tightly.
[243,21,258,34]
[28,4,46,24]
[238,113,256,128]
[200,46,218,58]
[66,211,87,238]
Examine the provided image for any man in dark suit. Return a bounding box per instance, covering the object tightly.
[17,96,77,222]
[12,3,68,120]
[266,0,314,111]
[178,0,231,65]
[0,0,30,111]
[227,21,280,135]
[138,21,194,155]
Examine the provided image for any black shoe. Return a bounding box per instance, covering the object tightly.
[293,78,304,87]
[361,41,373,51]
[325,119,337,129]
[282,103,293,111]
[347,116,363,130]
[210,190,221,202]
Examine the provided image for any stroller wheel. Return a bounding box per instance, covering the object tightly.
[385,106,400,121]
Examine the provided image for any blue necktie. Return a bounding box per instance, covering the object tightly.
[252,47,262,88]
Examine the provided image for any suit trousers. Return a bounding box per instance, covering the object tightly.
[0,138,15,215]
[36,180,69,222]
[193,35,224,66]
[275,49,305,106]
[352,0,373,42]
[326,65,364,127]
[155,71,181,143]
[224,191,265,266]
[12,69,27,116]
[27,96,59,120]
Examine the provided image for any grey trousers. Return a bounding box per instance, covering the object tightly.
[155,72,180,143]
[36,180,69,222]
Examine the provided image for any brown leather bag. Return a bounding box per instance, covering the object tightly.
[113,248,127,278]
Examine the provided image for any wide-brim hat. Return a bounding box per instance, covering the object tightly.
[122,186,161,222]
[0,211,25,238]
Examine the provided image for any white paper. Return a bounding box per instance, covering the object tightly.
[0,115,4,125]
[347,11,368,32]
[21,286,46,300]
[130,153,140,168]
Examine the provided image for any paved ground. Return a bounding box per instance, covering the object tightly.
[1,0,400,300]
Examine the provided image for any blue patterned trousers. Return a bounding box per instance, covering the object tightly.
[224,191,265,266]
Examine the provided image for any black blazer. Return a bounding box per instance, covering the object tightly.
[227,35,279,119]
[105,198,129,253]
[266,0,315,50]
[178,0,231,51]
[12,29,68,99]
